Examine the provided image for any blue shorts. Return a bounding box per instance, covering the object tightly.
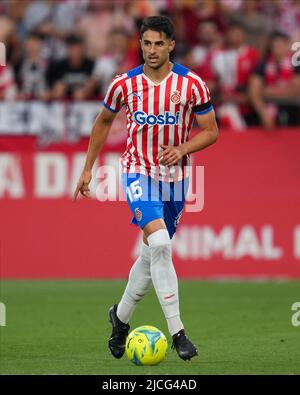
[122,173,189,239]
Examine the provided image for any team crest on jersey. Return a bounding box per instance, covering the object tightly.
[171,90,181,104]
[135,208,142,222]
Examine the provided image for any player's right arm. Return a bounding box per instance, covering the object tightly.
[74,74,125,200]
[74,107,117,200]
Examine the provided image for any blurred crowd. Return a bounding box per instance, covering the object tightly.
[1,0,300,129]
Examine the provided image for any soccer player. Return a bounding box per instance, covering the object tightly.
[74,16,218,361]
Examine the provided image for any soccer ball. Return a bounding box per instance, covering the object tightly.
[125,325,168,366]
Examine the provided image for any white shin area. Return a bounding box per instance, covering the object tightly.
[117,241,152,324]
[147,229,184,336]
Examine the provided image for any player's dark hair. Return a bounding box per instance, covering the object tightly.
[140,16,174,40]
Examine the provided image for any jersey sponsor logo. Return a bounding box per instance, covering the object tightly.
[171,90,181,104]
[133,111,180,126]
[135,208,142,221]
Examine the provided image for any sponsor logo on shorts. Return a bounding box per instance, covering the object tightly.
[135,208,142,221]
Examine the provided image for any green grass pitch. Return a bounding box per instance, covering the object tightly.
[0,280,300,375]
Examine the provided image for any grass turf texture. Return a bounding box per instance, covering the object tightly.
[0,280,300,375]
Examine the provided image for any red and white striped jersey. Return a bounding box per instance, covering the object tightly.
[104,62,213,181]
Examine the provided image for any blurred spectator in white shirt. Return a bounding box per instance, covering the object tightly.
[188,20,223,95]
[92,28,138,97]
[229,0,272,54]
[213,22,260,130]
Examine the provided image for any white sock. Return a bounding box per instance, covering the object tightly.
[117,242,152,324]
[147,229,184,336]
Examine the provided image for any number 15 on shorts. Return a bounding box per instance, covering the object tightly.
[126,180,143,202]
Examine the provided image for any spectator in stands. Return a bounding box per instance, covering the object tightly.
[23,0,88,60]
[46,34,94,101]
[213,22,260,129]
[249,32,300,129]
[0,65,17,101]
[219,0,243,13]
[262,0,300,42]
[78,0,117,59]
[14,31,48,100]
[92,28,138,97]
[1,0,299,126]
[0,4,21,65]
[229,0,271,53]
[178,0,227,47]
[184,20,222,94]
[4,0,30,42]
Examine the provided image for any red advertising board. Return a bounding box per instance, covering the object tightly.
[0,128,300,278]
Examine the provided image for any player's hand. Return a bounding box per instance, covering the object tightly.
[74,170,92,201]
[158,144,186,166]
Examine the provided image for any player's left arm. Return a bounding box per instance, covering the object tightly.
[159,109,219,166]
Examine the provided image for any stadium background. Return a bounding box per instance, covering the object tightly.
[0,0,300,375]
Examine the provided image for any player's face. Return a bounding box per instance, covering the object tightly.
[140,30,175,70]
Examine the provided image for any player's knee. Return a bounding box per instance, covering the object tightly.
[147,229,171,251]
[147,229,172,266]
[140,241,151,265]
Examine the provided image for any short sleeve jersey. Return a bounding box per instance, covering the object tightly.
[104,62,213,181]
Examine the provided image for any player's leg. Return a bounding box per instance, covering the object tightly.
[116,239,152,324]
[108,240,152,359]
[144,179,198,360]
[144,219,184,334]
[117,174,156,317]
[108,174,156,359]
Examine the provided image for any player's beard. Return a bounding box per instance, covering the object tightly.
[146,56,169,70]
